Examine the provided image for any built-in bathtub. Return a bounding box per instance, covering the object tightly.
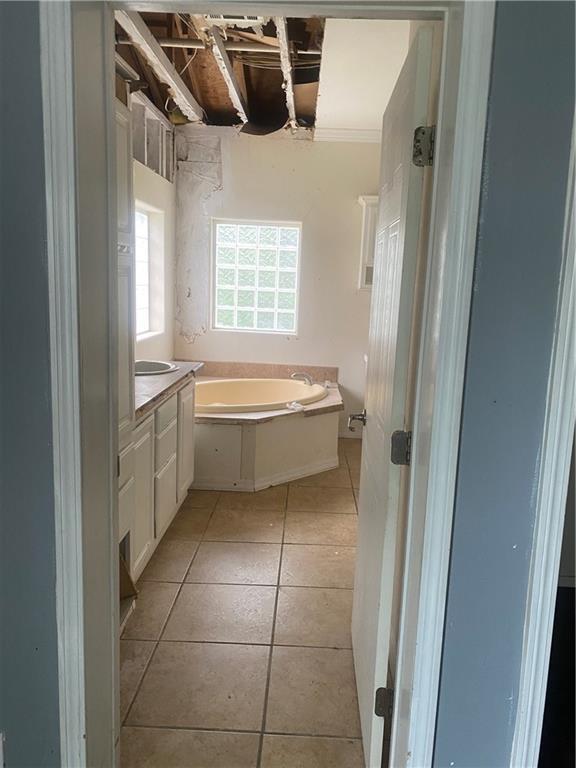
[193,377,343,491]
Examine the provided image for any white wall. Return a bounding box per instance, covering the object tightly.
[134,160,175,361]
[174,131,381,433]
[315,19,410,141]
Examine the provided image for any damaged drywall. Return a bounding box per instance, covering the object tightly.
[174,126,228,341]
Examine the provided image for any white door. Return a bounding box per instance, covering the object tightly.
[352,29,434,768]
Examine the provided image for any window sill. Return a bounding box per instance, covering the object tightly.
[136,330,164,342]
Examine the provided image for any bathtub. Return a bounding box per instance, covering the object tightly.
[193,377,343,491]
[195,378,328,413]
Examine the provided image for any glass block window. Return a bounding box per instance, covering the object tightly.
[213,220,301,333]
[135,210,150,335]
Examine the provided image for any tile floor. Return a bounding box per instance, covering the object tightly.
[120,439,364,768]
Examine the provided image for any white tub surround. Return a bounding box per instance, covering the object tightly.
[193,380,343,491]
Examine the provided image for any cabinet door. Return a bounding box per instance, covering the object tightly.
[177,381,196,504]
[118,442,135,544]
[132,417,155,578]
[116,100,135,450]
[155,453,177,539]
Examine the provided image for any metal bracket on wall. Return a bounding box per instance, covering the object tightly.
[412,125,436,166]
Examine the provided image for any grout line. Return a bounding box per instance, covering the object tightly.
[123,722,364,740]
[256,491,287,768]
[143,638,353,651]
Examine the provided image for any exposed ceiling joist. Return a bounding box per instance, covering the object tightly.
[208,27,249,123]
[115,10,204,122]
[274,17,297,128]
[119,36,321,55]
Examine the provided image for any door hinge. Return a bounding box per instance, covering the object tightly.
[412,125,435,167]
[391,430,412,466]
[375,686,394,719]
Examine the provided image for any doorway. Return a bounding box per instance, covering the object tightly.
[44,3,496,764]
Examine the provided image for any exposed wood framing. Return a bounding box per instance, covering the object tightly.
[115,10,204,122]
[274,17,297,128]
[209,27,249,123]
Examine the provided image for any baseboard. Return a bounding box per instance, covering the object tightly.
[192,456,340,492]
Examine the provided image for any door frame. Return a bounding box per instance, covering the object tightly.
[39,2,570,766]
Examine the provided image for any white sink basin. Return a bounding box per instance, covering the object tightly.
[135,360,179,376]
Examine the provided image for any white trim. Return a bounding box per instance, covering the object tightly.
[313,127,382,143]
[392,4,496,765]
[39,4,86,766]
[511,121,576,767]
[193,456,339,491]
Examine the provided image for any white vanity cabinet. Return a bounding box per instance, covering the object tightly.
[131,416,155,579]
[154,395,179,539]
[177,381,196,504]
[125,376,198,579]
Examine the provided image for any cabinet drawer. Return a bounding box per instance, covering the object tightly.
[155,394,177,433]
[155,417,177,472]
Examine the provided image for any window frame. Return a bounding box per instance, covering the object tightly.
[210,217,302,336]
[134,208,151,337]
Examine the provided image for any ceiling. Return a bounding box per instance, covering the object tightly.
[315,19,411,142]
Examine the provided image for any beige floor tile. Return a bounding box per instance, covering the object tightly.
[284,512,357,546]
[120,640,155,721]
[216,485,288,511]
[346,455,362,474]
[340,438,363,459]
[280,545,356,589]
[122,582,179,641]
[186,542,281,585]
[265,647,361,737]
[140,540,199,583]
[182,489,220,508]
[292,467,351,489]
[164,506,213,541]
[127,641,268,731]
[121,727,260,768]
[163,583,276,644]
[261,735,364,768]
[349,467,361,490]
[274,587,353,648]
[204,508,284,543]
[287,486,356,514]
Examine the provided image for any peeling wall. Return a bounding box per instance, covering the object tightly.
[174,126,381,433]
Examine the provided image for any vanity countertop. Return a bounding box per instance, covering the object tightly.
[135,361,204,421]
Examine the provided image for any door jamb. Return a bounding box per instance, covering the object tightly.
[39,4,86,766]
[510,123,575,767]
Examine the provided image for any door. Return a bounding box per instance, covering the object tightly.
[352,29,434,767]
[177,380,196,504]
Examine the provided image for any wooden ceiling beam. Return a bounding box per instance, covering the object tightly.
[115,10,204,122]
[208,27,249,124]
[274,17,297,128]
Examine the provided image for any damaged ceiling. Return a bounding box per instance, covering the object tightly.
[115,11,325,135]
